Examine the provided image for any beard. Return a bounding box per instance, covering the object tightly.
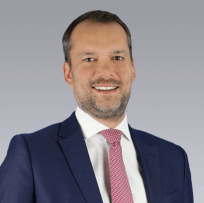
[73,84,131,121]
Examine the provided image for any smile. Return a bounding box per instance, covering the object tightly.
[93,86,118,91]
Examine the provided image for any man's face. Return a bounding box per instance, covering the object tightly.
[63,20,135,121]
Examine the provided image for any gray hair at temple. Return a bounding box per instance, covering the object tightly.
[62,10,133,68]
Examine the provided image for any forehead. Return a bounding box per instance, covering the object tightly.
[69,20,129,52]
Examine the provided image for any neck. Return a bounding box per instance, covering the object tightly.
[83,109,126,129]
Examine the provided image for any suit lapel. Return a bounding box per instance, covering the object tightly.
[58,112,103,203]
[129,126,162,203]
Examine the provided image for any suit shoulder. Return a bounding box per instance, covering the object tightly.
[10,112,77,148]
[19,122,62,142]
[130,127,183,153]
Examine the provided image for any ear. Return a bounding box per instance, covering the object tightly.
[63,62,74,88]
[131,59,136,82]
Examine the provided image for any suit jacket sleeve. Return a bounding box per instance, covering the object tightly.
[180,147,194,203]
[0,135,35,203]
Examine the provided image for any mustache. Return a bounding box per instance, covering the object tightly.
[90,78,122,86]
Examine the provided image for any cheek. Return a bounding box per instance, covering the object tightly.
[119,67,133,82]
[72,72,91,92]
[77,65,94,79]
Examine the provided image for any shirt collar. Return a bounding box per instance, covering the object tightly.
[75,106,131,141]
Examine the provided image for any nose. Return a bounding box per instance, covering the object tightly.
[97,60,115,79]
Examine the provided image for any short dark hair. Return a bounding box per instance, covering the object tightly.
[62,10,132,68]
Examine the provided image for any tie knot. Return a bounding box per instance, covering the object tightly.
[100,129,122,145]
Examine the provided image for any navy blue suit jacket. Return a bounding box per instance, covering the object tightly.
[0,112,193,203]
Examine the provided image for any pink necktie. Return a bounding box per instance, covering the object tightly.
[100,129,134,203]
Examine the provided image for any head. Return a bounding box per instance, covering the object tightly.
[62,10,135,123]
[62,10,133,68]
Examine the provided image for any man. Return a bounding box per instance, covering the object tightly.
[0,10,193,203]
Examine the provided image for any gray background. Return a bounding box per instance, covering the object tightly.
[0,0,203,201]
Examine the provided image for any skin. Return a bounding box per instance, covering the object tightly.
[63,20,135,129]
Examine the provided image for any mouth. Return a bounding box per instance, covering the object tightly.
[92,86,119,94]
[92,86,118,91]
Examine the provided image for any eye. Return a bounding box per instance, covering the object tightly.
[84,58,94,62]
[113,56,123,60]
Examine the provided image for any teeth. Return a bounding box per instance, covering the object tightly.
[94,86,117,90]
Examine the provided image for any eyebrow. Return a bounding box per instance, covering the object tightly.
[110,49,126,54]
[78,52,97,57]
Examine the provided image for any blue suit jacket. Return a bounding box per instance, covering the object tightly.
[0,112,193,203]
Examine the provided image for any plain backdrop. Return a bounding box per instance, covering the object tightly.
[0,0,203,201]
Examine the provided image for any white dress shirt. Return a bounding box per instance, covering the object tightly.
[75,106,147,203]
